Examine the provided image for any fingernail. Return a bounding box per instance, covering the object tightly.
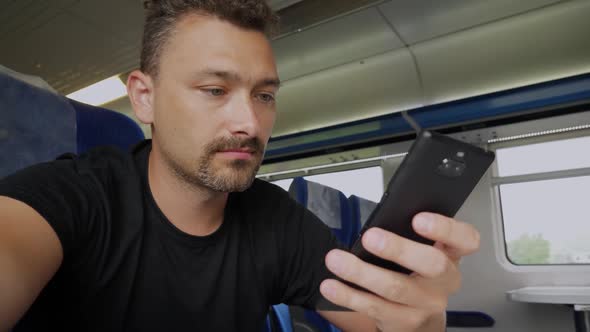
[415,214,433,233]
[365,228,385,251]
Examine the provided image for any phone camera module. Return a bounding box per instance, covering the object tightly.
[437,158,466,177]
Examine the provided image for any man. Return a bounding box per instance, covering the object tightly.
[0,0,480,331]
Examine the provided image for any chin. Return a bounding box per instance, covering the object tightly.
[229,180,255,192]
[196,155,261,192]
[203,167,257,192]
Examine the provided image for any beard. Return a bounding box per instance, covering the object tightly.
[163,135,264,193]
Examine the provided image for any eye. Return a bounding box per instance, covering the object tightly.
[202,88,226,96]
[256,93,275,104]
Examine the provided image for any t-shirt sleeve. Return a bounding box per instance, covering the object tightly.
[277,195,345,310]
[0,159,101,259]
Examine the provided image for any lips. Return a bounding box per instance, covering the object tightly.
[206,136,263,160]
[220,148,255,154]
[217,148,256,160]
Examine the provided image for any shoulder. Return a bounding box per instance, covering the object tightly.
[0,143,147,258]
[0,142,144,200]
[238,179,298,209]
[66,144,140,176]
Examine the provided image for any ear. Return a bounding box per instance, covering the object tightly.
[127,70,154,125]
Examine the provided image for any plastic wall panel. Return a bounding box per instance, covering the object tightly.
[378,0,563,44]
[273,49,422,136]
[447,172,577,332]
[413,0,590,105]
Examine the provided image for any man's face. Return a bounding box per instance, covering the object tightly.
[150,14,279,192]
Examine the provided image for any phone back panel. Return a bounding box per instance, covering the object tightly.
[350,131,495,274]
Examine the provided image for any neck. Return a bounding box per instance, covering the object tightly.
[147,146,228,237]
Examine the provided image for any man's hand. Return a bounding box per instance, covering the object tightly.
[319,212,480,332]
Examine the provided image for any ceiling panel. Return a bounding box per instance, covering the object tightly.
[273,49,422,136]
[0,0,78,44]
[276,0,381,36]
[413,0,590,104]
[378,0,564,44]
[272,7,403,82]
[0,11,137,94]
[65,0,145,44]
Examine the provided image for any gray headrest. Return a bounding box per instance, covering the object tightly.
[306,180,342,229]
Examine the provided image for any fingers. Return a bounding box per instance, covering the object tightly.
[324,249,448,311]
[360,228,456,279]
[412,213,480,257]
[320,278,433,331]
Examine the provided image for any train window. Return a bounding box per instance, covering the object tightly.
[270,166,383,202]
[494,133,590,265]
[500,176,590,265]
[305,166,383,202]
[271,178,294,192]
[496,136,590,177]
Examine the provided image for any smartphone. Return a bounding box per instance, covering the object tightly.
[350,130,495,274]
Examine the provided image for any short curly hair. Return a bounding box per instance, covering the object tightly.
[141,0,279,78]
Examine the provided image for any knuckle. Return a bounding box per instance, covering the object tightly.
[385,278,406,301]
[365,302,382,320]
[429,250,449,277]
[404,312,428,329]
[342,257,358,280]
[442,219,454,239]
[390,239,406,260]
[376,234,402,260]
[353,263,374,286]
[339,288,353,307]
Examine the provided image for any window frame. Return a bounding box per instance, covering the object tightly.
[489,127,590,272]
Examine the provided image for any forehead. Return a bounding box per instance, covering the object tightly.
[159,13,277,78]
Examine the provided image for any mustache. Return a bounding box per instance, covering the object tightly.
[206,136,264,154]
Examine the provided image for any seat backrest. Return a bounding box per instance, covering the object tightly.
[348,195,378,235]
[0,71,145,179]
[288,177,354,247]
[70,99,145,154]
[262,304,294,332]
[287,177,348,332]
[0,72,76,178]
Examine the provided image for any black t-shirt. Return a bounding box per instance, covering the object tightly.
[0,140,340,331]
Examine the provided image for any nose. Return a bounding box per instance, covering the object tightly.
[225,92,260,138]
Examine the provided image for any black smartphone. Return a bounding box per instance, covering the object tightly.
[350,130,495,274]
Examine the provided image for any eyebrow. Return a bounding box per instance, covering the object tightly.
[197,69,281,89]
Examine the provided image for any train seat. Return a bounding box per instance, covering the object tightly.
[287,177,350,332]
[0,71,145,179]
[0,71,77,178]
[348,195,378,237]
[288,177,354,247]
